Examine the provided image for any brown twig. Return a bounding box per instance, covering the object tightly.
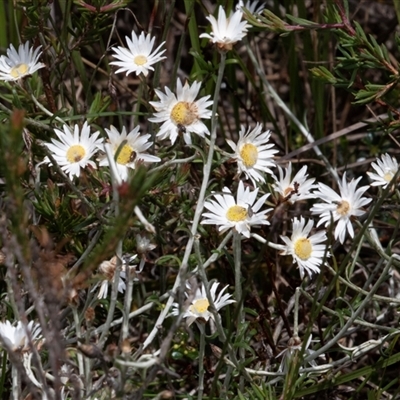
[334,0,356,36]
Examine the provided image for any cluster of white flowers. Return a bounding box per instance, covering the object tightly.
[202,138,395,279]
[1,2,398,386]
[2,3,391,313]
[202,121,331,280]
[40,122,160,181]
[0,7,256,181]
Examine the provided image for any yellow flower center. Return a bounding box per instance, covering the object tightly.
[189,298,209,314]
[336,200,350,216]
[116,144,136,165]
[10,63,29,79]
[294,238,312,260]
[134,55,148,66]
[239,143,258,168]
[383,171,394,182]
[66,145,86,163]
[170,101,198,126]
[226,205,248,222]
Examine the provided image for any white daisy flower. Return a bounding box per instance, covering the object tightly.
[227,124,278,185]
[280,217,328,279]
[0,42,45,81]
[367,153,399,188]
[310,173,372,244]
[201,180,272,238]
[98,125,160,181]
[273,162,317,203]
[172,281,235,327]
[110,31,166,77]
[200,6,250,51]
[96,256,126,299]
[237,0,265,15]
[43,122,103,180]
[0,320,41,353]
[149,79,213,145]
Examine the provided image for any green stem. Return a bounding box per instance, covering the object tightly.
[194,238,252,382]
[72,307,84,377]
[12,364,19,400]
[233,232,242,320]
[121,267,135,345]
[197,323,206,400]
[293,287,300,337]
[92,232,233,338]
[143,52,227,350]
[134,77,145,126]
[233,231,244,392]
[245,42,340,185]
[98,145,123,348]
[305,254,397,363]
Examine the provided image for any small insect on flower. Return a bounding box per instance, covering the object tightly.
[177,123,187,135]
[246,203,254,218]
[128,151,137,163]
[98,125,160,181]
[272,163,317,203]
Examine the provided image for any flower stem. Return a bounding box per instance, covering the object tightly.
[305,253,397,363]
[197,322,206,400]
[98,146,123,348]
[72,307,84,377]
[251,233,285,250]
[121,266,135,345]
[293,287,300,337]
[245,42,340,185]
[91,232,233,338]
[11,364,19,400]
[143,52,227,349]
[194,237,252,382]
[233,232,242,320]
[233,231,245,392]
